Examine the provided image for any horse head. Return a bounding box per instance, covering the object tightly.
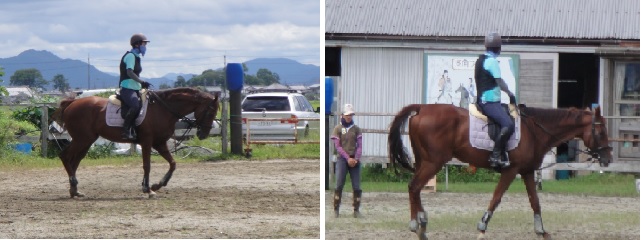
[581,106,612,167]
[194,91,220,140]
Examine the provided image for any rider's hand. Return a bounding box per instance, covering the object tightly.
[348,158,358,168]
[509,94,517,105]
[140,81,151,89]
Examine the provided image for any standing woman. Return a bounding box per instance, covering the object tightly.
[331,104,363,218]
[119,33,151,140]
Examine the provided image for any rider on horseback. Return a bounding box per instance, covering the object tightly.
[474,32,516,168]
[119,33,151,140]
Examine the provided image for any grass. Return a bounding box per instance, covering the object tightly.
[0,126,320,171]
[333,172,639,197]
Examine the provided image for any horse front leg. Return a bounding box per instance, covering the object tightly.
[140,143,154,198]
[150,143,176,192]
[477,168,518,239]
[523,172,552,240]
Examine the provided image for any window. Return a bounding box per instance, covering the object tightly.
[296,96,314,112]
[613,62,639,158]
[293,96,304,111]
[241,96,291,112]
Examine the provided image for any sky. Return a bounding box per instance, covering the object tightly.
[0,0,321,78]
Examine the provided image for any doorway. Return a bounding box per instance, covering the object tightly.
[557,53,599,109]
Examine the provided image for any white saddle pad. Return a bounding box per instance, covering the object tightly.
[468,104,520,151]
[105,99,149,127]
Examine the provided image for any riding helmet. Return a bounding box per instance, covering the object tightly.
[130,33,150,47]
[484,32,501,48]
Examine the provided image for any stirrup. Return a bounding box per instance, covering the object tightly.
[121,129,137,140]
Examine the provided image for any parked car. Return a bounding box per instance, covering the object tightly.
[174,112,222,140]
[241,91,320,140]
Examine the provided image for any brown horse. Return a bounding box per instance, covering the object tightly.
[388,104,612,240]
[53,87,220,198]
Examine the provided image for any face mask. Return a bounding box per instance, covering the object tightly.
[139,45,147,56]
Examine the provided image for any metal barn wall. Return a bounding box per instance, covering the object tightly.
[336,47,423,163]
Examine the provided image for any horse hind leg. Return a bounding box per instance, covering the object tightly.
[408,153,443,240]
[150,143,176,192]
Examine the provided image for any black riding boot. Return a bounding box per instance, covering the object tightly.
[333,190,342,218]
[353,190,362,218]
[121,108,138,140]
[490,127,512,168]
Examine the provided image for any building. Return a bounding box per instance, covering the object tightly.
[3,86,36,104]
[325,0,639,174]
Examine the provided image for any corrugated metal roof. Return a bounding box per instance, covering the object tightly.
[326,0,640,39]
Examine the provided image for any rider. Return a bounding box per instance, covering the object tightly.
[474,32,516,168]
[119,33,151,140]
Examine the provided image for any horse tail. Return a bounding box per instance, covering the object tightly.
[52,97,75,127]
[388,104,421,173]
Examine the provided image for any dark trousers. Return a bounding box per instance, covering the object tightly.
[120,88,141,111]
[335,156,361,192]
[479,102,514,134]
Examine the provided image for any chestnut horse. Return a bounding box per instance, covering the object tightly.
[54,87,220,198]
[388,104,612,240]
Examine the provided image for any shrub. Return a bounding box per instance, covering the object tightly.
[361,163,500,183]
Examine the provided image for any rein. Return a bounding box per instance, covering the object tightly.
[148,91,196,126]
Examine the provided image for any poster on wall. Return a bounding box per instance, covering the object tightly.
[424,53,519,109]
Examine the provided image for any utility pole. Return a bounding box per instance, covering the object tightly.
[221,54,228,154]
[87,53,90,90]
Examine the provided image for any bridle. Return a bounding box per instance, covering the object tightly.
[149,90,217,133]
[521,107,611,166]
[585,111,612,167]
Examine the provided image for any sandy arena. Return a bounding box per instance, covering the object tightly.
[326,191,639,240]
[0,159,320,239]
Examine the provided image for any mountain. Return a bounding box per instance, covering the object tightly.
[0,50,320,90]
[0,49,118,89]
[243,58,320,86]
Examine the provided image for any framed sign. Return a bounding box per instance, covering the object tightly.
[423,53,519,109]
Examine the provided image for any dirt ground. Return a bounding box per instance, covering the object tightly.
[0,159,320,239]
[326,191,640,240]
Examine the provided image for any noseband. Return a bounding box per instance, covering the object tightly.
[585,111,612,166]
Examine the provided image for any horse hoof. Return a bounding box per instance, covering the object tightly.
[70,191,85,198]
[148,191,156,199]
[151,184,161,191]
[418,232,428,240]
[409,219,418,232]
[540,233,552,240]
[477,232,486,239]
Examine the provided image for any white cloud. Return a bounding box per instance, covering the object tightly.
[0,0,320,78]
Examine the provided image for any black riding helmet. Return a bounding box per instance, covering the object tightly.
[130,33,150,47]
[484,32,501,54]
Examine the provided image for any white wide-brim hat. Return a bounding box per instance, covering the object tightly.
[343,104,355,116]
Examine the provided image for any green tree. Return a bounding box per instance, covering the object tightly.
[52,74,70,93]
[159,83,171,89]
[0,66,8,96]
[256,68,280,85]
[10,68,48,90]
[174,75,187,87]
[189,69,224,87]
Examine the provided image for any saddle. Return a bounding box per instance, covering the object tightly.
[105,89,150,127]
[468,103,521,151]
[108,89,148,106]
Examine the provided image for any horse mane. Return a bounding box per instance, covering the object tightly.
[520,106,585,126]
[153,87,214,102]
